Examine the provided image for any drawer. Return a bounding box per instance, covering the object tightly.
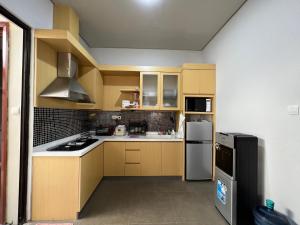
[125,164,141,176]
[125,142,141,150]
[125,150,141,163]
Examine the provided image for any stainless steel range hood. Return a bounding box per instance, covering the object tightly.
[40,52,92,103]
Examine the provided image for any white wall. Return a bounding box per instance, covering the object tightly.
[91,48,203,66]
[202,0,300,223]
[0,14,24,224]
[0,0,53,28]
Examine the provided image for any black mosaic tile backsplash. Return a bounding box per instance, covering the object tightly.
[90,111,176,132]
[33,108,90,147]
[34,108,177,147]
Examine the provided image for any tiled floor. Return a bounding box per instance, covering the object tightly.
[76,177,228,225]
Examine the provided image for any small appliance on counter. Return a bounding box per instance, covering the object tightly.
[185,120,213,180]
[114,125,127,136]
[128,120,148,136]
[215,132,258,225]
[95,126,114,136]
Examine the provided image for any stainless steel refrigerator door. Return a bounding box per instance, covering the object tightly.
[186,143,212,180]
[186,121,212,141]
[215,167,236,225]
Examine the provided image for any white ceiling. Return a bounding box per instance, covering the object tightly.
[53,0,246,50]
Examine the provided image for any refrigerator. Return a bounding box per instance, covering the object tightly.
[186,121,212,180]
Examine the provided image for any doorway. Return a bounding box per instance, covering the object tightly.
[0,5,31,224]
[0,22,8,225]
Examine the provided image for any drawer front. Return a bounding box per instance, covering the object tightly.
[125,142,141,150]
[125,150,141,163]
[125,164,141,176]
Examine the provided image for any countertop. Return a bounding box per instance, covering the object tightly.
[33,134,183,157]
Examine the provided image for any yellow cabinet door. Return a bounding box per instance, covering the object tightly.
[161,142,183,176]
[182,70,216,94]
[160,73,180,110]
[125,164,141,176]
[104,142,125,176]
[140,142,162,176]
[79,146,101,209]
[31,157,80,220]
[198,70,215,94]
[99,144,104,181]
[182,70,200,94]
[140,72,160,110]
[125,150,141,163]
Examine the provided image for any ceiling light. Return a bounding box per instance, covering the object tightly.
[135,0,161,7]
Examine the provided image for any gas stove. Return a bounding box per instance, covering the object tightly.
[47,137,98,151]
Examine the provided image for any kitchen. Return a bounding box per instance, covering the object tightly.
[32,30,218,221]
[0,1,299,225]
[30,3,223,224]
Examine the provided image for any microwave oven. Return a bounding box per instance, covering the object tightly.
[185,97,212,112]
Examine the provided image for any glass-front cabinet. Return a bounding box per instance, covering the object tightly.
[140,72,180,110]
[161,73,180,110]
[140,72,160,109]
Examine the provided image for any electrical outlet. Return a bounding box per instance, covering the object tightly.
[288,105,299,115]
[112,115,122,120]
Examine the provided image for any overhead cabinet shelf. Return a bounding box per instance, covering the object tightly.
[99,65,181,73]
[35,29,98,67]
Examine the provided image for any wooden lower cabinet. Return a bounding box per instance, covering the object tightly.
[125,150,141,163]
[104,142,125,176]
[125,164,141,176]
[80,144,103,209]
[162,142,183,176]
[99,144,104,179]
[31,144,104,221]
[140,142,162,176]
[103,141,183,177]
[31,157,80,220]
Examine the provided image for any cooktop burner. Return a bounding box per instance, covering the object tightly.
[47,138,98,151]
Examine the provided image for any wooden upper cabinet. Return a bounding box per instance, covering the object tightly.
[34,37,100,110]
[78,67,103,109]
[182,69,216,95]
[104,142,125,176]
[140,72,180,110]
[160,73,180,110]
[53,4,80,40]
[140,72,160,110]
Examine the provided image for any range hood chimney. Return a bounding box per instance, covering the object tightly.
[40,53,92,103]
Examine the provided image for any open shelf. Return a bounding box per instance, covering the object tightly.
[184,112,214,115]
[120,107,141,111]
[35,29,98,67]
[120,88,140,93]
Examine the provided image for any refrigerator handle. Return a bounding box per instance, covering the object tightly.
[186,140,204,144]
